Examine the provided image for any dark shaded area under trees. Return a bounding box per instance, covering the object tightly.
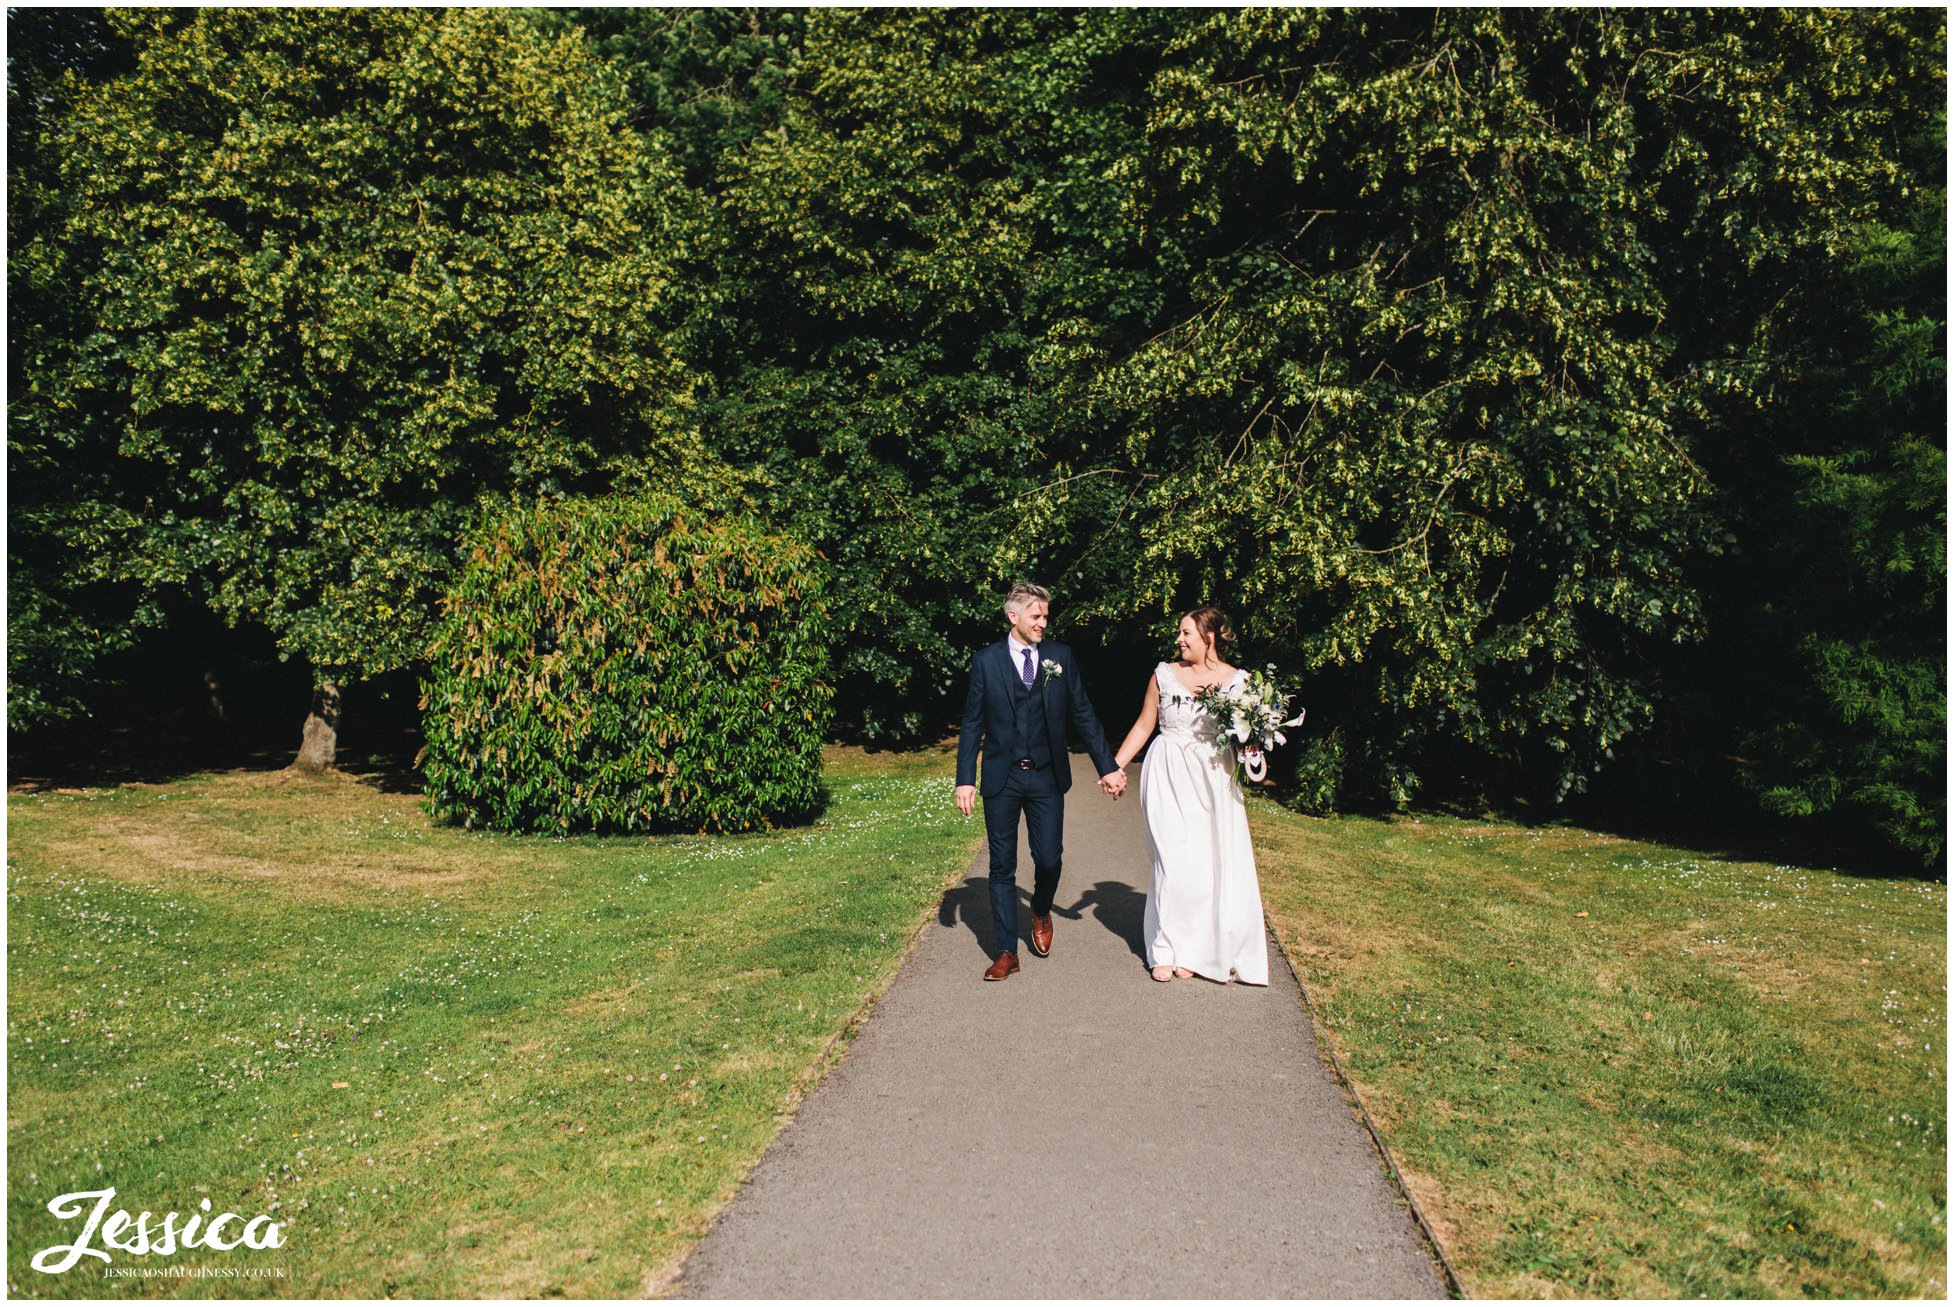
[8,7,1944,869]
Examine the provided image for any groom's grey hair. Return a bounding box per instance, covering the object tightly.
[1003,582,1051,615]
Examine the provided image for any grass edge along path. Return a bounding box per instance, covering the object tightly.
[1251,799,1946,1299]
[1266,935,1470,1301]
[638,827,969,1299]
[7,747,981,1298]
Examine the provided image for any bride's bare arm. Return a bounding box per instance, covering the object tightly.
[1112,678,1160,771]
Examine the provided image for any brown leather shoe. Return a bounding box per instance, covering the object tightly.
[1029,914,1053,957]
[983,951,1021,981]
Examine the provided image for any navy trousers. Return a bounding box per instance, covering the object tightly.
[982,764,1064,955]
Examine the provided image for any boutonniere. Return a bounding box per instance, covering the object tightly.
[1041,658,1064,678]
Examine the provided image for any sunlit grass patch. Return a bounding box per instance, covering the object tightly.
[1254,804,1946,1298]
[7,746,976,1298]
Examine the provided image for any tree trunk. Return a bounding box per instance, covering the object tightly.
[290,678,341,773]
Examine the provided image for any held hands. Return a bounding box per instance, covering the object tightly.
[958,776,1124,810]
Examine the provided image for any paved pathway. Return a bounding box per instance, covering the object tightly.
[674,753,1448,1299]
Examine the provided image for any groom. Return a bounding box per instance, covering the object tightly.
[955,582,1125,981]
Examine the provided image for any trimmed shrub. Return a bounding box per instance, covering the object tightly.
[419,494,832,834]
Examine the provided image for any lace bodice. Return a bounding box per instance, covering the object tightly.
[1154,662,1245,746]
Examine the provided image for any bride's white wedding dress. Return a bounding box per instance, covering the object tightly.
[1138,662,1269,985]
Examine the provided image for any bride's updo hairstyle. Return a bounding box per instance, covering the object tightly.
[1185,605,1235,661]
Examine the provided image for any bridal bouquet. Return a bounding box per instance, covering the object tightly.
[1196,665,1305,784]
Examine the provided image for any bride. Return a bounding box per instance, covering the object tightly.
[1111,606,1270,985]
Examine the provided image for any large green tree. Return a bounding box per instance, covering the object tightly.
[1039,8,1941,811]
[697,7,1939,825]
[707,8,1180,737]
[12,7,709,765]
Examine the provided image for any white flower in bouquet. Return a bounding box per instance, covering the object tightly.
[1196,664,1306,783]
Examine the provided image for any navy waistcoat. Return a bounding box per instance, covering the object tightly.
[1004,667,1054,767]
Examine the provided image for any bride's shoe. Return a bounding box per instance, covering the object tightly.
[1172,967,1195,979]
[1150,965,1175,982]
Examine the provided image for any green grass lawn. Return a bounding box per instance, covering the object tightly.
[12,749,1942,1300]
[1252,803,1947,1298]
[6,747,977,1298]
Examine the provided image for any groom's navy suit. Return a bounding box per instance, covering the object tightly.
[956,638,1118,956]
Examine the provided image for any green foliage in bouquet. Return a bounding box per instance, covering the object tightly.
[419,494,832,835]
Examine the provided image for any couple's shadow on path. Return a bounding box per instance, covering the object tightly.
[938,876,1148,962]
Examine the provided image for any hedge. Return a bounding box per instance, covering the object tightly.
[419,493,832,834]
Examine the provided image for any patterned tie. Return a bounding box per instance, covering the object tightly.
[1020,648,1035,688]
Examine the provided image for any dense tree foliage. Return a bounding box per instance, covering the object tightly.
[8,8,142,729]
[1624,11,1948,864]
[9,8,1942,863]
[664,7,1941,858]
[1079,8,1940,821]
[9,7,709,760]
[697,9,1173,739]
[1705,186,1946,863]
[1043,8,1735,805]
[534,7,805,190]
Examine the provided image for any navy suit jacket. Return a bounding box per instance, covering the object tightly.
[955,639,1118,798]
